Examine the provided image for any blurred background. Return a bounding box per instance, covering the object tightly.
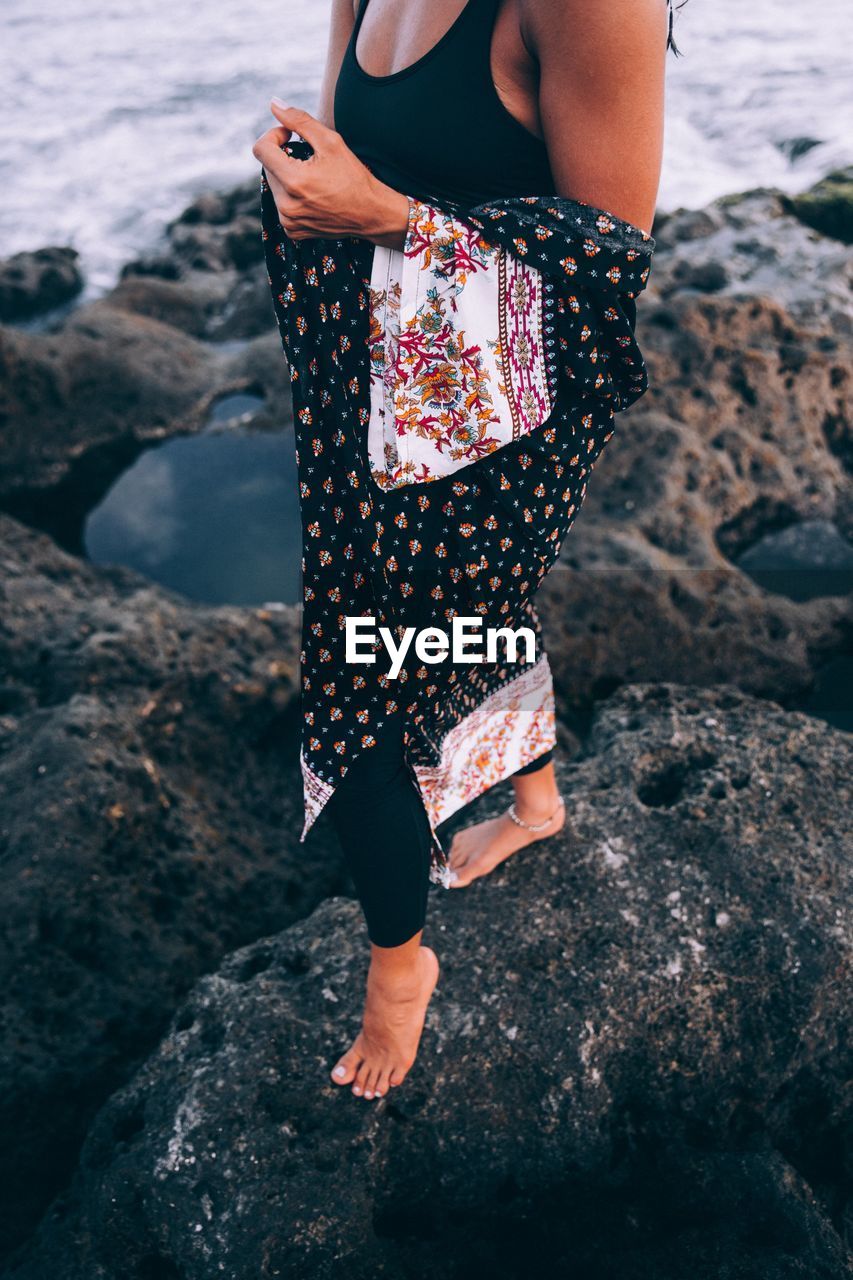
[1,3,852,1277]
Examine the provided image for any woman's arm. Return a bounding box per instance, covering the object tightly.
[522,0,668,233]
[315,0,358,128]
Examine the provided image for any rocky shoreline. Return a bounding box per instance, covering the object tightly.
[0,169,851,1275]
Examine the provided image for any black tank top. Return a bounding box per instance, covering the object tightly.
[334,0,557,206]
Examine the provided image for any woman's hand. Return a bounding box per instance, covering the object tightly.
[252,100,409,249]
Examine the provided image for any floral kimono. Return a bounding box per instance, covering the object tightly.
[260,138,655,887]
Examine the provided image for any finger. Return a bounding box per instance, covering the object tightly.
[253,135,308,198]
[251,125,292,169]
[269,100,340,154]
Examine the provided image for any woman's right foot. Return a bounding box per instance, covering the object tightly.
[330,945,439,1099]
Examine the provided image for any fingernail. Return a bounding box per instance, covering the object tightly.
[272,97,290,110]
[333,1065,346,1077]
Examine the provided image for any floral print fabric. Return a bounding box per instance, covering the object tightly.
[367,199,558,489]
[259,139,655,886]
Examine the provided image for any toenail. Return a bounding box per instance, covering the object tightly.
[353,1086,362,1095]
[333,1065,346,1077]
[364,1091,373,1098]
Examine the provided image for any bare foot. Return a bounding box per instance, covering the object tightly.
[329,946,439,1099]
[446,796,565,888]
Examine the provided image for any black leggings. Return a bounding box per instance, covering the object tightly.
[325,713,553,947]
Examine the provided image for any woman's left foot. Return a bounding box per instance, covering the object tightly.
[447,797,565,888]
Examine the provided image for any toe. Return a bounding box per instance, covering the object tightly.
[448,841,469,869]
[389,1058,413,1088]
[353,1059,371,1097]
[374,1067,391,1098]
[330,1046,360,1086]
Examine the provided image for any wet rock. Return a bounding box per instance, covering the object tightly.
[0,515,344,1259]
[787,167,853,246]
[10,684,852,1279]
[0,246,84,322]
[171,180,259,228]
[776,136,823,164]
[113,178,268,335]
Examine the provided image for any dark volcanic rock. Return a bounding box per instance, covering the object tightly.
[787,167,853,246]
[0,246,84,321]
[10,684,852,1279]
[0,515,345,1259]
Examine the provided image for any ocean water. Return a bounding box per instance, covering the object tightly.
[1,0,850,300]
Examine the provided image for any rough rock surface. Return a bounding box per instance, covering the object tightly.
[650,184,853,326]
[10,684,852,1279]
[0,515,345,1258]
[0,245,84,321]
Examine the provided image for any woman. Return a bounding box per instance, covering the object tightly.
[253,0,670,1101]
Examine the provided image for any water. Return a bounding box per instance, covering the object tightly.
[1,0,850,300]
[83,399,302,605]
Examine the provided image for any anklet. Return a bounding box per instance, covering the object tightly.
[506,795,565,833]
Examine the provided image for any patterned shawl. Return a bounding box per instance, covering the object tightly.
[260,138,655,885]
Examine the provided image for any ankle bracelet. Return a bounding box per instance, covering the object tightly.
[506,795,565,833]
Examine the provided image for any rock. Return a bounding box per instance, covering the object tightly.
[541,532,850,733]
[120,255,181,281]
[666,257,728,293]
[735,517,853,602]
[542,274,853,725]
[112,178,267,333]
[107,273,229,337]
[0,246,84,322]
[787,167,853,246]
[648,187,853,327]
[10,685,852,1279]
[0,301,293,551]
[776,136,823,164]
[171,180,259,228]
[158,180,264,275]
[111,263,274,342]
[0,515,344,1260]
[0,303,214,521]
